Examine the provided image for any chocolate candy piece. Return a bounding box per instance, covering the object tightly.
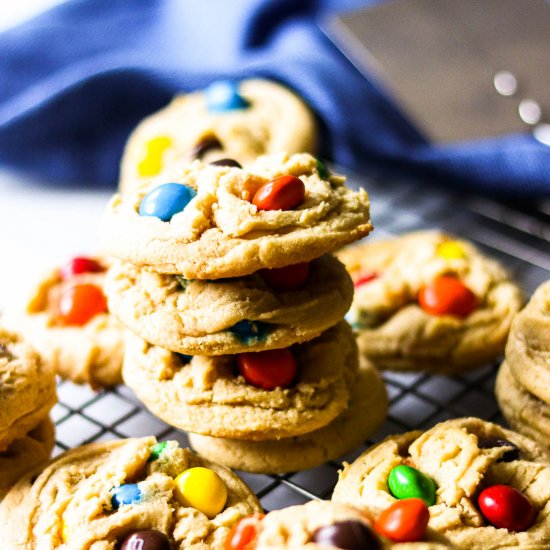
[177,353,193,365]
[190,135,222,159]
[57,283,108,326]
[259,262,310,291]
[316,158,330,180]
[478,436,520,462]
[174,467,227,518]
[312,520,381,550]
[478,484,535,532]
[210,158,242,168]
[148,441,168,462]
[229,320,271,344]
[111,483,142,509]
[204,80,250,112]
[237,349,297,390]
[252,175,305,211]
[61,257,105,280]
[374,498,429,543]
[388,465,437,506]
[418,275,477,318]
[119,530,170,550]
[139,183,197,222]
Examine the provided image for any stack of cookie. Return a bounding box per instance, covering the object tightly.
[496,280,550,445]
[0,326,57,499]
[101,151,388,473]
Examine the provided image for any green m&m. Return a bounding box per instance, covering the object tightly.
[388,465,437,506]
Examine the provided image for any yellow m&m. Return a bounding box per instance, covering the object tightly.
[137,135,173,177]
[437,240,466,260]
[174,467,227,518]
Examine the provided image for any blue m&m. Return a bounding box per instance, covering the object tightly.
[139,183,196,222]
[111,483,142,509]
[204,81,250,113]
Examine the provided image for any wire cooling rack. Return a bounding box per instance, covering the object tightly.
[51,173,550,511]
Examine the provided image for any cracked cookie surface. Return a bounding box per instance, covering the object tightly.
[0,437,261,549]
[336,231,522,373]
[102,153,372,278]
[119,79,317,193]
[122,322,358,440]
[332,417,550,549]
[106,254,353,355]
[0,326,56,451]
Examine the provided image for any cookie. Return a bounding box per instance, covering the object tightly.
[119,79,317,193]
[504,280,550,403]
[225,500,451,549]
[0,326,56,450]
[106,254,353,355]
[336,231,523,373]
[6,257,125,387]
[101,153,372,278]
[332,418,550,549]
[0,417,54,500]
[123,321,358,441]
[495,361,550,446]
[0,436,262,548]
[188,358,388,473]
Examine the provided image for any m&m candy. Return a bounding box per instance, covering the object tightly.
[205,81,250,112]
[388,465,437,506]
[138,135,173,178]
[148,441,168,462]
[139,183,197,222]
[478,485,535,532]
[418,275,477,318]
[259,262,310,291]
[229,320,270,345]
[190,135,222,159]
[60,257,104,280]
[374,499,429,542]
[353,272,378,288]
[210,158,242,168]
[225,513,265,550]
[111,483,142,509]
[477,436,520,462]
[312,520,381,550]
[437,240,467,260]
[174,467,227,518]
[57,283,108,326]
[252,175,305,211]
[119,530,171,550]
[237,349,297,390]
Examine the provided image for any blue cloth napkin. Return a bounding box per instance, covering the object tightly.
[1,0,549,195]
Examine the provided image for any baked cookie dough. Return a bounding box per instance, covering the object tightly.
[189,358,387,473]
[123,322,358,441]
[336,231,523,372]
[503,280,550,403]
[0,326,56,450]
[0,436,262,548]
[106,254,353,355]
[332,418,550,549]
[119,79,317,193]
[102,153,372,278]
[0,417,54,500]
[496,361,550,447]
[228,500,451,549]
[6,259,125,388]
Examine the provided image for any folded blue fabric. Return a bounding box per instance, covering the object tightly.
[1,0,549,194]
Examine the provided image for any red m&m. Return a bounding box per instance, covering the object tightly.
[57,283,108,326]
[225,513,265,550]
[374,499,429,542]
[353,272,378,288]
[252,175,305,211]
[478,485,535,532]
[418,275,477,318]
[237,349,297,390]
[60,257,104,280]
[259,262,310,291]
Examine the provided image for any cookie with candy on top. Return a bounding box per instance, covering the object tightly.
[332,417,550,549]
[224,500,452,549]
[5,256,125,388]
[122,321,359,442]
[101,153,372,279]
[336,230,523,372]
[119,79,317,193]
[496,280,550,447]
[0,326,56,451]
[105,254,353,356]
[188,356,387,474]
[0,436,261,548]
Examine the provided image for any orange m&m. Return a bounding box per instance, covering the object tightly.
[418,275,477,318]
[252,175,305,211]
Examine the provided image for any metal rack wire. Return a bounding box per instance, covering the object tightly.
[51,173,550,511]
